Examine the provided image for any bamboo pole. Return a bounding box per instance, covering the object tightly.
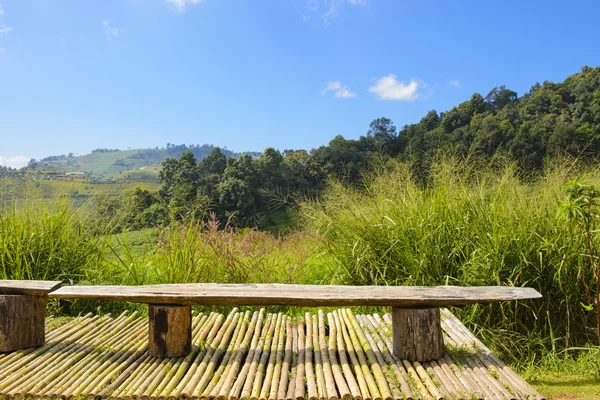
[285,324,298,400]
[3,313,120,396]
[441,313,517,400]
[370,313,433,400]
[410,361,443,400]
[220,309,264,400]
[117,354,155,399]
[258,312,284,400]
[207,310,256,398]
[356,314,412,400]
[138,313,207,400]
[0,313,93,368]
[333,309,370,400]
[0,314,103,383]
[267,314,287,400]
[339,309,384,400]
[173,309,238,399]
[45,316,147,398]
[311,314,327,400]
[240,313,273,400]
[326,312,357,400]
[30,312,140,397]
[317,311,338,400]
[328,312,361,400]
[293,320,306,400]
[304,312,318,400]
[442,309,541,399]
[151,313,211,398]
[237,313,274,400]
[165,312,225,399]
[188,311,244,398]
[277,316,293,400]
[248,313,280,400]
[46,314,144,391]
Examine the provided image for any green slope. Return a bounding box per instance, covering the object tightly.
[29,145,260,177]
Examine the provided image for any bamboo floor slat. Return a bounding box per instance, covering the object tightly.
[0,308,543,400]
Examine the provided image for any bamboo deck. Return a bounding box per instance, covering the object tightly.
[0,308,543,400]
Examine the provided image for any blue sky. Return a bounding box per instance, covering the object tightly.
[1,0,599,168]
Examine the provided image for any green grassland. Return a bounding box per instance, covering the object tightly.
[35,148,165,175]
[0,175,160,201]
[107,168,160,183]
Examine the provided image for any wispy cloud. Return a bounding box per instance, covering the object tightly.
[322,81,357,98]
[449,80,461,88]
[0,5,4,17]
[0,156,29,169]
[0,25,12,36]
[165,0,203,12]
[102,20,124,39]
[308,0,365,25]
[369,74,424,101]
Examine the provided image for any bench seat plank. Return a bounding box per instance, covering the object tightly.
[0,280,62,296]
[49,283,541,306]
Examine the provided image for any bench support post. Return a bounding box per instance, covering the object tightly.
[391,306,444,362]
[0,294,47,352]
[148,304,191,358]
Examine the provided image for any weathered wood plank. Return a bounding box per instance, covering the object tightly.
[49,284,541,306]
[0,280,62,296]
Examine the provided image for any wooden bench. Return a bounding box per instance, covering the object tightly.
[45,283,542,362]
[0,280,62,352]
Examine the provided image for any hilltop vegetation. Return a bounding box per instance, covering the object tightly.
[24,144,261,177]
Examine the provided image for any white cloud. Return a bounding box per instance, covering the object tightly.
[0,25,12,36]
[0,156,29,169]
[165,0,203,12]
[0,5,4,17]
[449,80,461,88]
[321,81,357,98]
[102,20,124,39]
[368,74,423,101]
[324,0,344,21]
[308,0,364,25]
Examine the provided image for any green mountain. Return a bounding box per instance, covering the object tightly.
[26,144,261,178]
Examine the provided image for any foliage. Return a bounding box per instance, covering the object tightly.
[300,157,600,362]
[558,179,600,345]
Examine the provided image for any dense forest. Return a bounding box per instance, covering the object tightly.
[95,66,600,229]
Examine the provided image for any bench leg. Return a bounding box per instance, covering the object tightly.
[391,306,444,362]
[148,304,191,358]
[0,294,47,353]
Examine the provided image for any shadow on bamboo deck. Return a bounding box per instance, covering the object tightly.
[0,308,543,400]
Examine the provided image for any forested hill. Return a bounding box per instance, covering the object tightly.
[399,65,600,170]
[147,66,600,229]
[23,144,261,177]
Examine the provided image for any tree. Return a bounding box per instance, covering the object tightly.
[559,179,600,345]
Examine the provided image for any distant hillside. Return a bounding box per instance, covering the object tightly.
[25,144,261,177]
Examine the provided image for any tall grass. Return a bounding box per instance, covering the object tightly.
[299,157,599,363]
[0,201,103,282]
[99,214,320,286]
